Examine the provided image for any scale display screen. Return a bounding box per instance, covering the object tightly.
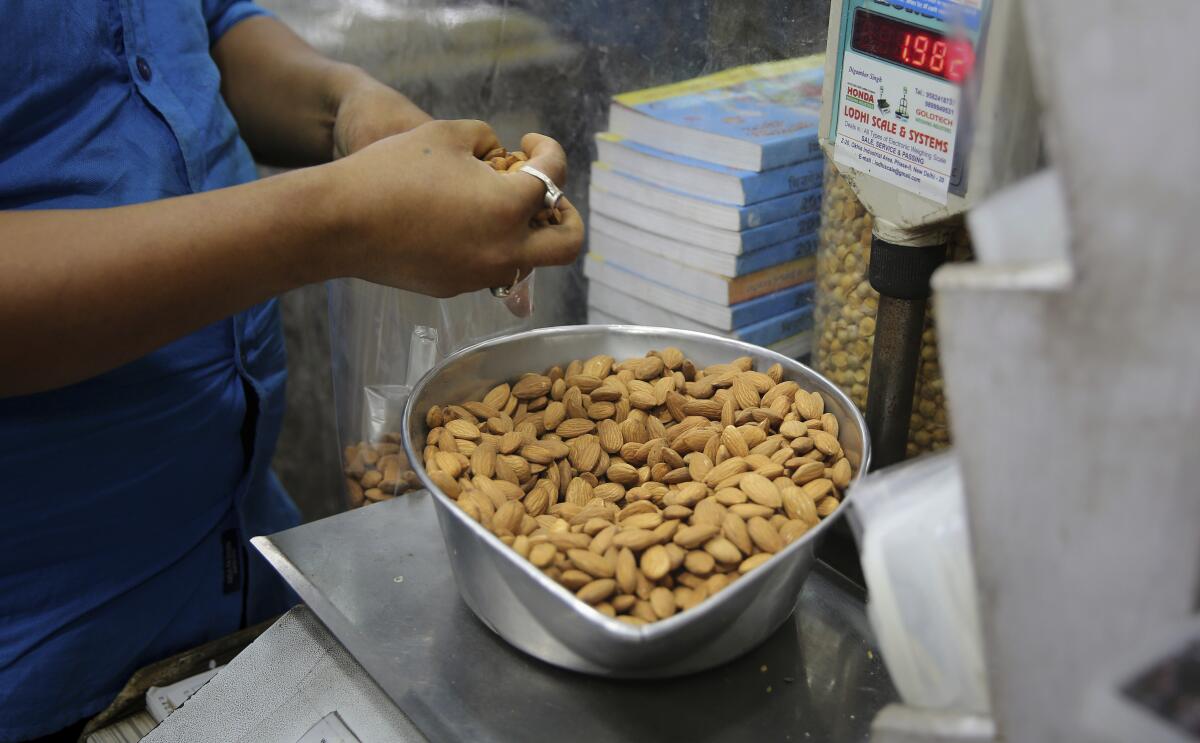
[851,9,976,83]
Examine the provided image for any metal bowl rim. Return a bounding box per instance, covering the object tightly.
[401,324,871,641]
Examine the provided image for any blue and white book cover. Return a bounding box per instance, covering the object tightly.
[593,163,823,230]
[612,57,825,170]
[597,134,826,204]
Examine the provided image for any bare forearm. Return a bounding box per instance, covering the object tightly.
[0,167,339,396]
[213,16,427,166]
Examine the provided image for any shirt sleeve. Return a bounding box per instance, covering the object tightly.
[202,0,273,46]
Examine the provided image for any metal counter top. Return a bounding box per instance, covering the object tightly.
[254,492,897,742]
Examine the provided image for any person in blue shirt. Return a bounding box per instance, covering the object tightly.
[0,3,581,740]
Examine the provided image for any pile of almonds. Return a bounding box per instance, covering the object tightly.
[343,434,421,508]
[484,147,562,228]
[421,348,855,625]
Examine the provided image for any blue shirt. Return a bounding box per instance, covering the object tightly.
[0,3,300,738]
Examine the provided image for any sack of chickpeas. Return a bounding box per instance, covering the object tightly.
[813,161,967,459]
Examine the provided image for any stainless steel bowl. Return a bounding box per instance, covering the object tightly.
[402,325,870,678]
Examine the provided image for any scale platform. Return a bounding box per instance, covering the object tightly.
[252,491,898,742]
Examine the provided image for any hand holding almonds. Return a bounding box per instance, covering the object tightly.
[483,147,562,228]
[422,349,855,625]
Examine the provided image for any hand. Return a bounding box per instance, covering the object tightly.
[331,75,433,159]
[325,120,583,297]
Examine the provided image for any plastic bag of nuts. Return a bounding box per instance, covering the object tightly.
[813,162,964,458]
[422,348,855,625]
[343,434,423,508]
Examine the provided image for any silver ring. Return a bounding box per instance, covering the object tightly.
[490,268,522,298]
[518,165,564,209]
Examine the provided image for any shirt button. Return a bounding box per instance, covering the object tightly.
[136,56,152,82]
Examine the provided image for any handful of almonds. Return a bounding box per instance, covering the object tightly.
[482,147,562,228]
[422,348,855,625]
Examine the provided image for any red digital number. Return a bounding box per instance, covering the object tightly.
[911,34,929,66]
[929,40,947,73]
[901,32,912,63]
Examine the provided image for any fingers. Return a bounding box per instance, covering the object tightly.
[431,119,503,158]
[502,133,569,212]
[518,196,585,269]
[520,133,568,185]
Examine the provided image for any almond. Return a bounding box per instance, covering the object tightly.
[683,398,723,420]
[596,419,623,453]
[687,453,713,482]
[493,501,524,534]
[612,529,659,551]
[429,470,460,498]
[640,545,671,580]
[566,477,594,507]
[621,511,663,530]
[684,550,715,575]
[593,482,626,502]
[665,390,688,421]
[692,498,726,527]
[781,486,818,524]
[445,419,481,441]
[792,460,826,485]
[498,431,524,454]
[673,523,720,549]
[831,457,853,489]
[548,531,592,550]
[512,374,551,400]
[649,586,676,619]
[543,401,567,430]
[738,472,782,509]
[703,456,748,487]
[747,516,784,553]
[463,401,501,420]
[523,486,550,517]
[720,425,750,458]
[779,519,811,544]
[527,542,556,568]
[615,547,638,593]
[577,578,616,605]
[817,496,840,518]
[557,418,596,438]
[739,553,773,574]
[469,443,496,478]
[732,377,760,409]
[568,548,614,578]
[729,503,774,519]
[703,537,742,565]
[582,354,614,378]
[811,430,841,457]
[606,462,640,486]
[802,478,835,502]
[713,487,747,506]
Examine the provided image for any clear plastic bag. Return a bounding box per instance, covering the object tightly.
[849,450,990,715]
[330,279,534,508]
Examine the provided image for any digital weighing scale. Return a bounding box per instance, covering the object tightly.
[819,0,1040,467]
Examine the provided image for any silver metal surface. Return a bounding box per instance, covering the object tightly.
[517,164,564,208]
[400,324,870,677]
[253,492,898,743]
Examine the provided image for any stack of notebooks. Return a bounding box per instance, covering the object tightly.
[586,56,827,361]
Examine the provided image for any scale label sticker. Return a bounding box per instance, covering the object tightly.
[832,24,965,204]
